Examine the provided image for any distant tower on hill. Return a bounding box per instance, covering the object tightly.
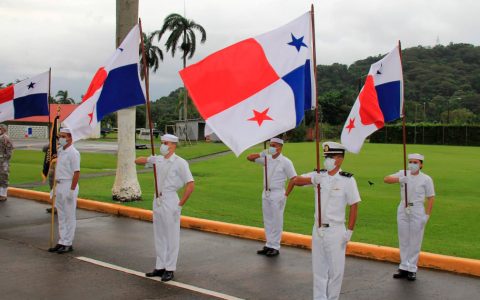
[435,36,441,46]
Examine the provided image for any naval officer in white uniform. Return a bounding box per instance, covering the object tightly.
[287,141,360,300]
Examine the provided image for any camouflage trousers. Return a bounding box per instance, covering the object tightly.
[0,158,10,188]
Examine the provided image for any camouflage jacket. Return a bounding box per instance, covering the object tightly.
[0,134,13,160]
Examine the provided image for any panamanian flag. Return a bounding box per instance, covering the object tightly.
[63,24,146,141]
[0,71,49,122]
[341,45,403,153]
[180,12,315,156]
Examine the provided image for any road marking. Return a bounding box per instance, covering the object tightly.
[76,256,244,300]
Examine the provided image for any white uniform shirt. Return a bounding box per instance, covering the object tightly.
[254,154,297,190]
[391,170,435,205]
[303,170,361,224]
[55,145,80,180]
[148,154,194,193]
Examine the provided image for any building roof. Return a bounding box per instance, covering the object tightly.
[9,104,77,124]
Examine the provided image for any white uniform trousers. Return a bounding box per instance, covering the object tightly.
[153,192,182,271]
[312,224,347,300]
[397,204,427,272]
[0,187,7,197]
[262,190,286,250]
[55,181,78,246]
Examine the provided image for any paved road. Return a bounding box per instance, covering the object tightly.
[1,197,478,300]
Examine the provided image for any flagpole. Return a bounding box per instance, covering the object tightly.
[139,18,159,198]
[49,112,59,248]
[398,40,409,208]
[48,68,51,137]
[263,141,268,194]
[311,5,322,227]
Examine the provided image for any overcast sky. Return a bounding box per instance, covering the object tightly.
[1,0,478,101]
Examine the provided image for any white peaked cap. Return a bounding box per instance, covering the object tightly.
[59,128,71,134]
[408,153,424,161]
[322,141,346,156]
[161,134,179,143]
[270,137,284,145]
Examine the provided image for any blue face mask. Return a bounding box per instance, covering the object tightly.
[268,146,276,155]
[59,138,68,147]
[160,144,170,156]
[408,163,420,173]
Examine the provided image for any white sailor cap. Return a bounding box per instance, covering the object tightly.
[408,153,424,161]
[322,141,346,156]
[270,137,284,145]
[59,128,71,134]
[161,134,179,143]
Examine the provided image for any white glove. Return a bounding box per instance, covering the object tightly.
[68,189,75,200]
[423,214,430,224]
[343,229,353,245]
[259,150,267,158]
[175,205,182,218]
[49,190,54,199]
[399,176,409,184]
[145,162,153,169]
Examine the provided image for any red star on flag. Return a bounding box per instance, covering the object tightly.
[346,118,355,133]
[247,108,273,126]
[88,107,95,125]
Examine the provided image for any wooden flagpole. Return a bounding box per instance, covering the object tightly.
[311,5,322,227]
[49,109,59,248]
[398,40,409,208]
[139,18,159,198]
[48,68,51,136]
[263,141,268,194]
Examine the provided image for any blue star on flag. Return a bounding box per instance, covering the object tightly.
[27,82,36,89]
[287,33,307,52]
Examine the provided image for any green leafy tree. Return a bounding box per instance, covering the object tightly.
[55,90,75,104]
[154,13,206,140]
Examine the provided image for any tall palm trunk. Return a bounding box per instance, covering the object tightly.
[112,0,141,201]
[182,29,189,143]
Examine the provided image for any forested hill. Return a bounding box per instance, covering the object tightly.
[136,43,479,130]
[316,43,480,125]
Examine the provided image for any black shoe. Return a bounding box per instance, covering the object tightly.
[393,269,408,279]
[161,271,174,282]
[56,245,73,254]
[257,246,270,255]
[0,196,7,202]
[146,269,165,277]
[48,244,63,252]
[407,272,417,281]
[265,249,280,257]
[46,208,57,214]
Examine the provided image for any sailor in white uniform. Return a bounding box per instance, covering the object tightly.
[247,137,297,257]
[135,134,194,282]
[384,153,435,281]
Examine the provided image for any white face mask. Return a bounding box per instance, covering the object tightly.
[324,157,336,172]
[160,144,170,156]
[408,163,420,173]
[268,146,276,155]
[59,138,68,147]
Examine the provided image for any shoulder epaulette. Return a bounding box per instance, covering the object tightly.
[339,171,353,178]
[314,168,327,173]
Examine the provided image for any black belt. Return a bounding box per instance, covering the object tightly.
[407,203,414,206]
[320,224,330,228]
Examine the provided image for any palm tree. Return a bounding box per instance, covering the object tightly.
[154,13,206,141]
[139,32,163,80]
[112,0,142,202]
[55,90,75,104]
[139,32,163,128]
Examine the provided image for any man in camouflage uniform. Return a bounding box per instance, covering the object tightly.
[0,124,13,202]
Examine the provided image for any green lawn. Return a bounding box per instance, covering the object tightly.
[13,142,480,259]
